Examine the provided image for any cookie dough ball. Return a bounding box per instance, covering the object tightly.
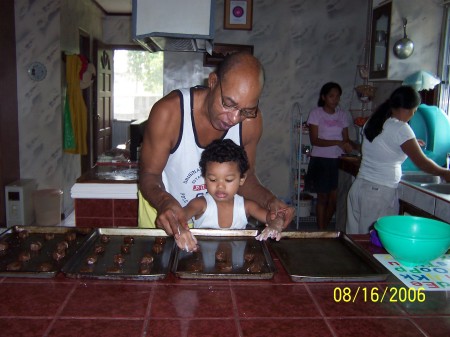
[53,249,66,261]
[154,237,166,245]
[6,261,22,271]
[113,253,125,265]
[57,241,69,251]
[38,262,53,272]
[18,250,31,262]
[86,254,98,265]
[44,233,55,241]
[30,241,43,252]
[17,229,29,240]
[123,236,134,244]
[0,241,9,252]
[100,234,110,244]
[65,231,77,243]
[140,253,154,264]
[121,244,131,254]
[94,244,105,255]
[152,243,163,254]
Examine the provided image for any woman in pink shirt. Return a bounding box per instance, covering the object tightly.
[306,82,354,230]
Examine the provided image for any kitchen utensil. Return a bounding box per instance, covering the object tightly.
[375,215,450,267]
[62,228,174,281]
[0,226,94,278]
[393,18,414,59]
[269,231,389,282]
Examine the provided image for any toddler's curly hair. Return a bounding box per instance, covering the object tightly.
[199,139,249,177]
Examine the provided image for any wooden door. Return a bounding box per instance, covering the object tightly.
[93,41,113,161]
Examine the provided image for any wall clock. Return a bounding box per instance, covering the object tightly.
[27,61,47,81]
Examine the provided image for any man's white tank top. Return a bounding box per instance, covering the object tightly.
[161,87,242,206]
[193,194,248,229]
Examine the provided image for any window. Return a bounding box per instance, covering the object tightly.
[113,50,163,121]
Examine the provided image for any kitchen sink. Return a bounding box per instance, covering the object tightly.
[401,174,442,184]
[420,183,450,195]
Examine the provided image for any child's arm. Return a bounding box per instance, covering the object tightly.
[183,197,207,221]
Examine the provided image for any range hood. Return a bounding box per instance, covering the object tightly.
[132,0,215,53]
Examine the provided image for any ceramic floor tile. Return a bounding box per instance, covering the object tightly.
[233,284,319,318]
[307,283,406,317]
[61,283,151,318]
[0,318,52,337]
[413,317,450,337]
[47,318,144,337]
[0,283,72,316]
[240,318,333,337]
[146,319,238,337]
[329,318,425,337]
[150,284,233,318]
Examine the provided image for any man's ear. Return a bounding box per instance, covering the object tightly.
[208,72,218,89]
[239,173,247,186]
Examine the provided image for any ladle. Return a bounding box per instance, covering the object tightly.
[393,18,414,59]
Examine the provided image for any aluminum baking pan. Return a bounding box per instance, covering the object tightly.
[173,229,276,280]
[270,231,389,282]
[62,228,174,281]
[0,226,95,278]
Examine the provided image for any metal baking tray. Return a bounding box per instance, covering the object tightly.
[62,228,174,280]
[269,231,389,282]
[172,229,276,280]
[0,226,95,278]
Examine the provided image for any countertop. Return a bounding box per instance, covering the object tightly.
[76,164,138,183]
[0,235,448,337]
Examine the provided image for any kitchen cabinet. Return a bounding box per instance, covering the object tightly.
[369,0,443,81]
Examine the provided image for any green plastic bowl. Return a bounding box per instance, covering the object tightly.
[374,215,450,267]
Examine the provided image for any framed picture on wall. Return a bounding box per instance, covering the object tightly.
[224,0,253,30]
[203,43,254,67]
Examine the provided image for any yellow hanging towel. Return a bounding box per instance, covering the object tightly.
[64,55,88,155]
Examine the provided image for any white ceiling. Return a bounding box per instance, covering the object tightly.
[93,0,132,14]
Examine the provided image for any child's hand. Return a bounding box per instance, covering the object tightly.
[255,214,284,241]
[174,225,198,252]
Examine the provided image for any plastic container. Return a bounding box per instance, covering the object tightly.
[33,189,63,225]
[298,193,313,217]
[374,215,450,267]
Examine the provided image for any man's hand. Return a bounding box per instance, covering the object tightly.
[155,199,198,252]
[266,197,295,229]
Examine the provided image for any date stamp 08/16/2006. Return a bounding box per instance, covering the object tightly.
[333,286,426,303]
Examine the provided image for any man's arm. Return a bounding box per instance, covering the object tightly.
[138,92,190,235]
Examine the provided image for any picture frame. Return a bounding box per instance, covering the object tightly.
[224,0,253,30]
[203,43,254,67]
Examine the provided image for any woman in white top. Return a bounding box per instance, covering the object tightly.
[347,86,450,234]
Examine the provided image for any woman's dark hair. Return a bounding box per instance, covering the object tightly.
[364,85,421,142]
[317,82,342,107]
[199,139,249,177]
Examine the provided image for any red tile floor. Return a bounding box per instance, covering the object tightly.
[0,238,449,337]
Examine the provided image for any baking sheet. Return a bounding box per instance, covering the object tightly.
[269,231,389,282]
[0,226,95,278]
[62,228,174,280]
[173,229,276,280]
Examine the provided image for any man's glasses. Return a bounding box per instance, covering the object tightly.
[218,78,258,118]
